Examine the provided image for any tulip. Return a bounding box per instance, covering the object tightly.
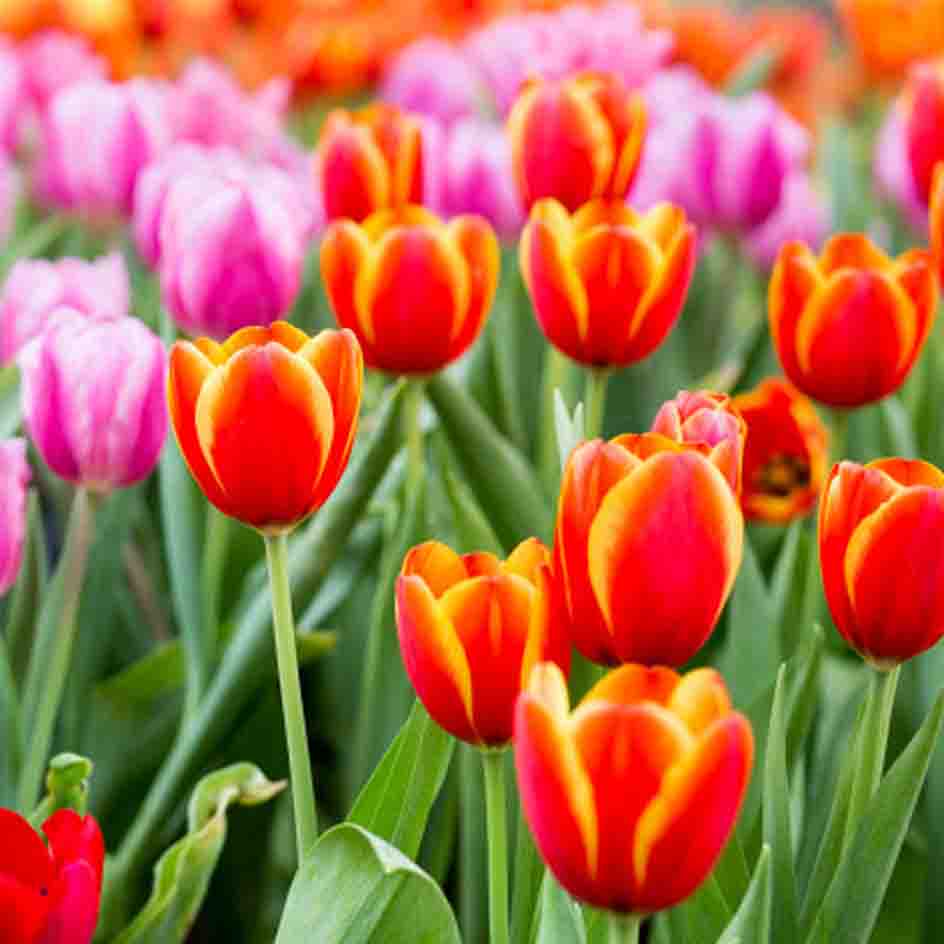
[0,439,29,595]
[0,40,24,156]
[906,62,944,206]
[320,205,498,374]
[0,808,104,943]
[19,31,107,113]
[519,198,696,369]
[875,109,928,237]
[508,72,647,212]
[167,321,363,531]
[553,434,743,666]
[769,234,938,408]
[317,103,424,223]
[930,162,944,285]
[396,538,566,746]
[515,662,753,913]
[650,390,746,495]
[0,252,129,363]
[820,458,944,665]
[732,379,828,523]
[19,311,167,492]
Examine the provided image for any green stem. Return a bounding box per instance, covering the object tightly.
[196,507,229,709]
[830,408,850,467]
[17,489,96,812]
[404,379,425,496]
[482,750,510,944]
[583,368,611,440]
[608,913,642,944]
[264,532,318,862]
[842,663,901,854]
[538,347,577,497]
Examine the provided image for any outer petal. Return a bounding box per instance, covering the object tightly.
[445,215,499,363]
[38,862,100,944]
[320,221,375,360]
[869,457,944,488]
[633,715,753,912]
[587,451,744,666]
[932,164,944,285]
[0,809,53,943]
[43,811,104,885]
[401,541,469,597]
[319,119,390,222]
[581,663,680,711]
[667,668,733,737]
[504,537,551,586]
[769,241,820,388]
[906,65,944,205]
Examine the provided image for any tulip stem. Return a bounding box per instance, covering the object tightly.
[404,379,426,495]
[264,532,318,862]
[830,408,850,466]
[584,368,611,440]
[482,750,510,944]
[17,488,96,813]
[608,913,642,944]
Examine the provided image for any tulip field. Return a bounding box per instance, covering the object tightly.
[3,0,944,942]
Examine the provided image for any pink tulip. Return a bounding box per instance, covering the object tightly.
[19,31,107,113]
[19,312,167,491]
[745,171,829,268]
[36,78,172,219]
[0,40,25,156]
[0,438,30,595]
[875,108,928,236]
[0,252,129,363]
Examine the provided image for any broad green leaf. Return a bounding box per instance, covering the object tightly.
[710,834,752,920]
[511,803,544,944]
[114,763,284,944]
[680,873,732,942]
[533,873,586,944]
[917,641,944,939]
[717,846,771,944]
[879,396,918,457]
[806,691,944,944]
[0,364,20,437]
[459,744,488,944]
[275,823,462,944]
[439,440,505,555]
[349,700,455,861]
[5,491,48,676]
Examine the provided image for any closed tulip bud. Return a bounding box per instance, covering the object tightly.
[168,322,363,532]
[321,205,498,374]
[508,72,647,211]
[520,198,695,369]
[650,390,746,495]
[0,40,24,156]
[0,439,29,595]
[931,163,944,285]
[317,103,424,223]
[769,234,938,408]
[20,313,167,492]
[0,808,104,944]
[553,434,743,666]
[515,662,753,913]
[732,379,828,524]
[19,31,107,113]
[820,458,944,666]
[906,61,944,206]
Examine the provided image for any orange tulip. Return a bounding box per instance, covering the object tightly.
[905,61,944,206]
[649,390,746,496]
[932,163,944,285]
[320,205,499,374]
[514,662,753,913]
[552,434,743,667]
[167,321,363,532]
[317,103,424,223]
[508,73,647,212]
[769,234,938,408]
[519,199,696,369]
[820,458,944,665]
[732,379,828,524]
[395,538,567,746]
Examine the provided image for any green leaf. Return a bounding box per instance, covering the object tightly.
[5,490,48,676]
[533,873,586,944]
[114,763,284,944]
[553,390,585,472]
[459,744,488,944]
[725,43,782,96]
[717,846,771,944]
[511,803,544,944]
[0,364,21,437]
[349,700,455,861]
[427,373,553,546]
[679,873,733,942]
[275,823,462,944]
[806,691,944,944]
[537,348,582,498]
[439,441,505,555]
[879,396,918,457]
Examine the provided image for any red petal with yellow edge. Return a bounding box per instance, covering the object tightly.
[439,574,534,744]
[581,663,680,711]
[447,216,499,361]
[514,683,599,904]
[769,241,820,384]
[167,342,231,515]
[509,82,614,212]
[667,668,733,737]
[521,564,570,686]
[869,457,944,488]
[319,120,390,222]
[195,344,335,529]
[554,439,640,664]
[320,221,375,352]
[931,164,944,284]
[504,537,551,586]
[844,487,944,662]
[818,462,901,653]
[624,222,696,365]
[794,270,917,406]
[587,451,743,666]
[463,552,503,577]
[610,96,647,199]
[906,66,944,204]
[817,233,892,274]
[893,252,938,374]
[298,329,363,510]
[520,210,588,363]
[633,714,753,912]
[355,226,469,374]
[396,574,476,743]
[572,702,693,910]
[571,225,660,366]
[402,541,468,596]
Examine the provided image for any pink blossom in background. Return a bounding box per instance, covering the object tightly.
[19,311,168,491]
[19,31,107,112]
[0,438,30,595]
[875,107,928,236]
[159,169,306,338]
[745,172,830,268]
[0,159,17,247]
[382,39,484,125]
[36,78,172,219]
[0,252,129,363]
[0,40,25,155]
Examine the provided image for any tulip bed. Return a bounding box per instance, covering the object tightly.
[2,2,944,943]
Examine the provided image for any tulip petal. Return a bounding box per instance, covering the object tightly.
[320,120,390,222]
[504,537,551,585]
[667,668,733,737]
[43,811,105,885]
[447,215,499,361]
[818,233,892,274]
[581,663,680,711]
[769,241,820,384]
[320,221,376,358]
[39,861,100,944]
[0,875,48,943]
[402,541,469,597]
